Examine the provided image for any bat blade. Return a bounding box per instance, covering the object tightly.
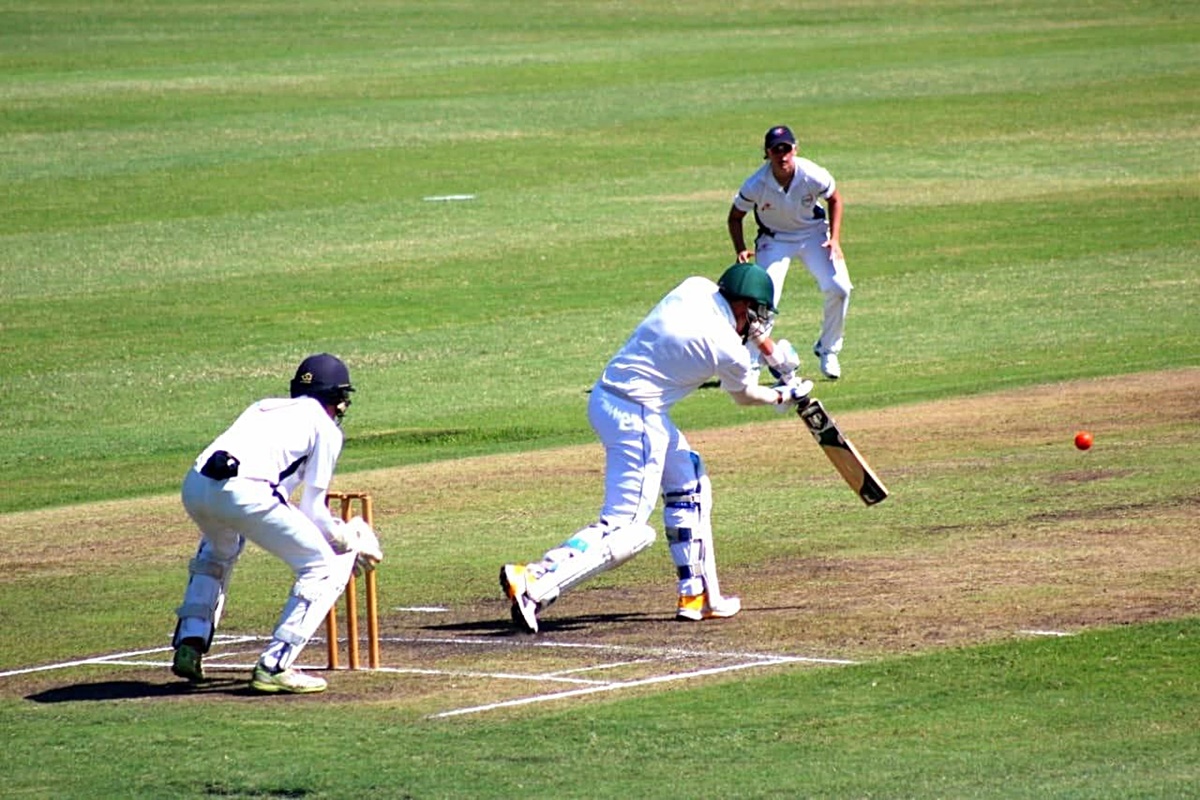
[797,399,889,505]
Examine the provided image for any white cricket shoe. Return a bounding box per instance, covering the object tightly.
[676,593,742,621]
[250,664,328,694]
[499,564,540,633]
[817,351,841,380]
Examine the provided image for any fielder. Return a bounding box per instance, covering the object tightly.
[170,353,382,694]
[500,263,813,632]
[727,124,852,380]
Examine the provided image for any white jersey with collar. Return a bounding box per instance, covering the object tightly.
[194,396,344,494]
[732,157,836,238]
[597,277,756,413]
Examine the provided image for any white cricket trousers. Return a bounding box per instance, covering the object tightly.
[178,471,350,667]
[587,386,702,526]
[181,471,337,576]
[754,227,853,355]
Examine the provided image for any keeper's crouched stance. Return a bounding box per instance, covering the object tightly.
[170,354,382,694]
[501,263,813,632]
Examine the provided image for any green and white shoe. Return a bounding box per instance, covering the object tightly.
[171,641,205,683]
[249,664,327,694]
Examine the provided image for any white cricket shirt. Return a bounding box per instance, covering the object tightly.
[732,157,836,239]
[597,277,756,413]
[194,396,344,494]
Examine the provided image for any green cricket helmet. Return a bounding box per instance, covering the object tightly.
[718,262,776,322]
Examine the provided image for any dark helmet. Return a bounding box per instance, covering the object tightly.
[718,262,776,312]
[290,353,355,413]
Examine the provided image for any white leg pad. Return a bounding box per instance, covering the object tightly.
[663,469,719,597]
[259,551,357,672]
[527,522,656,605]
[666,527,709,597]
[174,537,244,650]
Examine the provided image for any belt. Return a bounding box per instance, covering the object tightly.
[199,450,240,481]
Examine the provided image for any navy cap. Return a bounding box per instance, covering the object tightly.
[764,125,796,150]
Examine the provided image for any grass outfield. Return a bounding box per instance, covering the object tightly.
[1,1,1198,797]
[3,622,1196,797]
[2,0,1196,512]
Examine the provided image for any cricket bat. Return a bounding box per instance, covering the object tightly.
[796,398,889,505]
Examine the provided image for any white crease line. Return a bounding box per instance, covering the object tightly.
[0,636,261,679]
[385,635,855,664]
[2,634,856,689]
[530,640,859,664]
[0,647,174,678]
[87,659,258,672]
[368,666,610,685]
[544,659,657,677]
[203,650,257,663]
[1019,629,1075,637]
[431,657,811,719]
[77,661,632,685]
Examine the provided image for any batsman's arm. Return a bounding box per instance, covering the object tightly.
[748,329,801,382]
[729,376,812,408]
[729,384,791,407]
[728,328,811,407]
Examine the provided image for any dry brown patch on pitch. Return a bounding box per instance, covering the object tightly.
[3,369,1196,706]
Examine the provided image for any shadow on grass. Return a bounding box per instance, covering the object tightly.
[423,610,661,637]
[26,678,255,703]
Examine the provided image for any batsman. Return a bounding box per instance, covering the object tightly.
[501,263,812,632]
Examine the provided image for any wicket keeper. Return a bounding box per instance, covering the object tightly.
[170,354,382,693]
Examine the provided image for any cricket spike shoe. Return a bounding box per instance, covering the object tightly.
[499,563,540,633]
[676,593,742,621]
[171,640,205,683]
[813,345,841,380]
[249,664,328,694]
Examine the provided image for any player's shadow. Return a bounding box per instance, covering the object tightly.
[426,610,659,637]
[26,678,254,703]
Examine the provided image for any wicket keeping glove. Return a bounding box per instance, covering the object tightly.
[331,516,383,572]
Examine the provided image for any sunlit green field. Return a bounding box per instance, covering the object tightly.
[1,1,1197,796]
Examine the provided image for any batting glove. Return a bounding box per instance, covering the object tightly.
[774,377,814,412]
[766,338,801,383]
